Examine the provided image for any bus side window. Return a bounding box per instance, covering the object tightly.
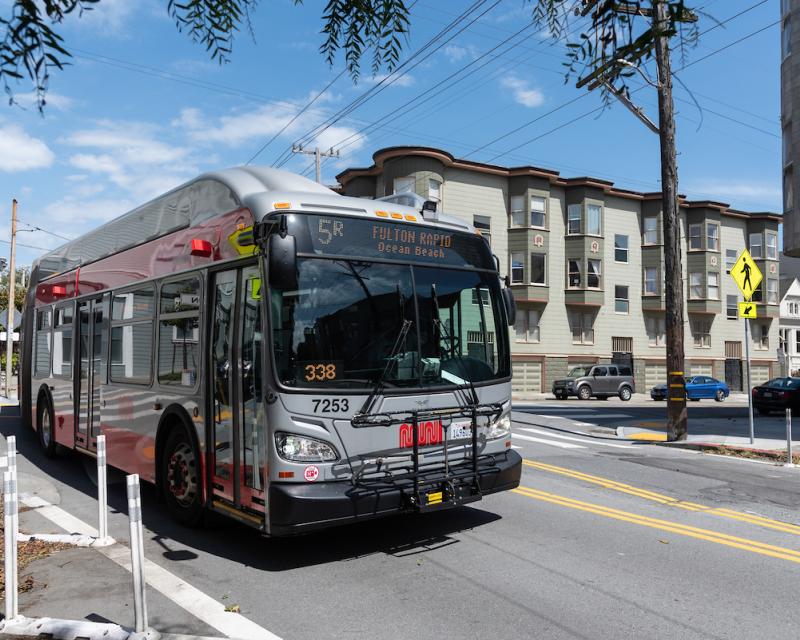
[34,307,52,378]
[52,303,74,378]
[158,277,201,387]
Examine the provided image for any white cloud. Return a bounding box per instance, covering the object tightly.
[686,181,782,208]
[41,196,136,226]
[368,73,415,87]
[0,125,55,171]
[171,108,206,130]
[67,0,137,33]
[500,76,545,108]
[443,45,474,63]
[65,121,189,165]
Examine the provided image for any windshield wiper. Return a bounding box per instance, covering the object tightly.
[430,284,479,407]
[355,319,413,419]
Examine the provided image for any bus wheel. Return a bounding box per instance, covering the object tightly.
[37,396,57,459]
[161,427,203,527]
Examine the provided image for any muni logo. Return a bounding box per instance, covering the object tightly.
[399,420,443,448]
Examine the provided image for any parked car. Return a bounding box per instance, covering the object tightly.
[650,376,729,402]
[552,364,635,401]
[752,377,800,415]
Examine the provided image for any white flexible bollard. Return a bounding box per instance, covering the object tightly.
[786,408,795,468]
[127,474,148,632]
[4,469,18,620]
[97,436,108,541]
[7,435,16,479]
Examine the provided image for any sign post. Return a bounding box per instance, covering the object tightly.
[732,249,763,445]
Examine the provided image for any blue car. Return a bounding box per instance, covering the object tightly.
[650,376,730,402]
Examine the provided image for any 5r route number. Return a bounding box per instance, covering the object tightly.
[312,398,350,413]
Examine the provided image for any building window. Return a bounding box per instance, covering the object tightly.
[587,259,602,288]
[569,311,594,345]
[766,232,778,260]
[428,178,441,202]
[726,295,738,320]
[394,176,415,194]
[796,329,800,354]
[749,232,763,259]
[511,252,524,284]
[692,318,711,348]
[643,216,658,245]
[471,288,490,305]
[780,328,789,352]
[707,272,719,300]
[767,278,778,304]
[568,259,581,288]
[515,308,541,343]
[689,223,702,250]
[646,316,666,346]
[689,272,703,299]
[567,204,581,234]
[530,196,546,228]
[614,234,628,263]
[510,195,525,227]
[644,267,658,295]
[752,283,763,303]
[754,323,770,350]
[706,223,719,251]
[530,253,546,285]
[725,249,737,274]
[615,285,629,313]
[474,215,491,248]
[587,204,601,236]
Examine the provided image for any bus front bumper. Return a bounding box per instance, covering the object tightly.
[267,449,522,536]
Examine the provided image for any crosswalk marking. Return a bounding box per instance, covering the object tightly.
[511,433,585,449]
[519,427,635,449]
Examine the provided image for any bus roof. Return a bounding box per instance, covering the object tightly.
[34,166,472,279]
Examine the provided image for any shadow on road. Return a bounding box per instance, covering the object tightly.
[1,409,503,573]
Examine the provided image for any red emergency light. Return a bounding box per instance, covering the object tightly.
[51,285,67,298]
[190,239,213,257]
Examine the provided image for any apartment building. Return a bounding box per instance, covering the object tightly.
[337,147,782,395]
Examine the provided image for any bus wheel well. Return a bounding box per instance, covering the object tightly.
[154,406,203,502]
[35,385,53,423]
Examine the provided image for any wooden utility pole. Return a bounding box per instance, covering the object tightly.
[291,145,340,183]
[653,0,687,440]
[5,199,17,398]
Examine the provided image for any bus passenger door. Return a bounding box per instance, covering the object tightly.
[76,296,108,450]
[209,266,265,515]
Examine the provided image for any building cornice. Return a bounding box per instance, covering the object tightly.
[336,146,781,221]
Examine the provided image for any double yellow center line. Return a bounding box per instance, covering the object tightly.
[515,459,800,565]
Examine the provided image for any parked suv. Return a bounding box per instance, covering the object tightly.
[552,364,635,401]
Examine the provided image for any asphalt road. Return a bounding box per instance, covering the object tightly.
[6,407,800,640]
[514,397,800,440]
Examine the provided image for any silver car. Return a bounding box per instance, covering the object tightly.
[552,364,635,401]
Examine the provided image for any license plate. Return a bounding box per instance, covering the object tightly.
[764,392,772,398]
[449,421,473,439]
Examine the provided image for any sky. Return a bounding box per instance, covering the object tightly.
[0,0,782,268]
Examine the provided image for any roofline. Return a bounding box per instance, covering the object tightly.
[336,146,781,220]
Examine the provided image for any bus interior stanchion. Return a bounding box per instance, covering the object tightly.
[4,468,18,620]
[786,408,794,468]
[97,435,108,541]
[127,474,148,632]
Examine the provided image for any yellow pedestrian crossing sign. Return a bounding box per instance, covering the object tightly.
[738,301,757,319]
[731,249,762,301]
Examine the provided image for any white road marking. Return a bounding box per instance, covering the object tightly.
[519,427,635,449]
[20,494,281,640]
[511,433,585,449]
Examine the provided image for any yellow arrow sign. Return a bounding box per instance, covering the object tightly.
[731,249,762,301]
[738,301,757,319]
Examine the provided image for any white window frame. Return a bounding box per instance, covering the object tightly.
[643,216,658,245]
[706,223,719,252]
[393,176,415,194]
[725,249,737,274]
[689,223,702,250]
[587,259,602,289]
[586,204,602,236]
[749,232,763,259]
[568,259,582,289]
[614,285,629,314]
[428,178,441,202]
[644,267,658,295]
[567,204,581,235]
[689,272,703,299]
[569,311,594,345]
[692,318,711,348]
[530,195,546,228]
[726,294,738,320]
[707,272,719,300]
[530,253,546,285]
[515,309,541,343]
[767,278,778,304]
[614,234,629,263]
[646,316,666,347]
[510,252,524,284]
[510,195,525,228]
[766,232,778,260]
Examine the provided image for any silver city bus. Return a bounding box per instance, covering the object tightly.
[21,167,521,535]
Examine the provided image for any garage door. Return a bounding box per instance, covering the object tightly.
[749,364,771,388]
[644,364,666,389]
[512,361,542,394]
[689,363,713,377]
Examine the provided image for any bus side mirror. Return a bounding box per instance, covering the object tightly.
[267,233,298,291]
[502,285,516,326]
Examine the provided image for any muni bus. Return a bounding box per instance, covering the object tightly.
[20,167,521,535]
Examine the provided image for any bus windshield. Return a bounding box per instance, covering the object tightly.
[270,254,509,390]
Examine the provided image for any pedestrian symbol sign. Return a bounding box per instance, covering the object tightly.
[738,301,757,319]
[731,249,762,301]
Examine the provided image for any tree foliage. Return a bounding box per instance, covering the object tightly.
[1,0,410,111]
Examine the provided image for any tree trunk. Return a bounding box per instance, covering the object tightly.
[653,0,687,440]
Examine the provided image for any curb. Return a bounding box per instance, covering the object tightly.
[0,616,230,640]
[655,440,800,464]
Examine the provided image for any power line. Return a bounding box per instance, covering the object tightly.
[682,19,781,70]
[17,220,73,241]
[0,238,49,252]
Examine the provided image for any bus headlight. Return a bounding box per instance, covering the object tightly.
[485,414,511,440]
[275,433,339,462]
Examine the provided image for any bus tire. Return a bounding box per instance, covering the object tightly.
[36,393,58,459]
[160,426,203,527]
